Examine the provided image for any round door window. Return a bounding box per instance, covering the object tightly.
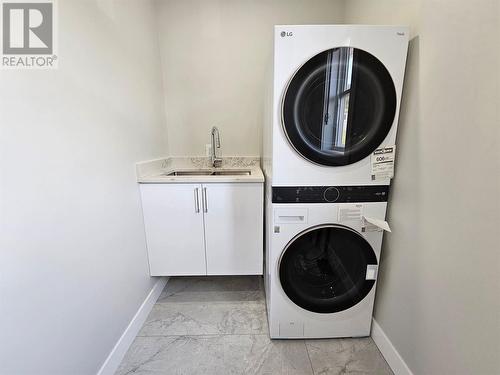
[279,225,377,314]
[282,47,397,166]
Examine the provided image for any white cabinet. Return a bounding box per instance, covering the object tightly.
[140,182,263,276]
[203,183,263,275]
[140,183,206,276]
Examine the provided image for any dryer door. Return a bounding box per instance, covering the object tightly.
[282,47,397,166]
[279,224,378,314]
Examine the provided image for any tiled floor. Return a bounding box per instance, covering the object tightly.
[116,276,392,375]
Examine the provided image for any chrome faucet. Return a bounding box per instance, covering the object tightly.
[210,126,222,168]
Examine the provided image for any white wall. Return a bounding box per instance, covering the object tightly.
[154,0,344,156]
[343,1,500,374]
[0,1,167,373]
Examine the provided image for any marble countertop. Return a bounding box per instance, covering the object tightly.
[136,157,264,183]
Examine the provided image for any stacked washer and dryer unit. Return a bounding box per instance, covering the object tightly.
[262,25,408,339]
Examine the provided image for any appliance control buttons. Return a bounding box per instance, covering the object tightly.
[323,187,340,202]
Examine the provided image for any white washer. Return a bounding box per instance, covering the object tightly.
[264,186,388,338]
[262,25,409,187]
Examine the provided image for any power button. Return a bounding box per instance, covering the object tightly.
[323,187,340,202]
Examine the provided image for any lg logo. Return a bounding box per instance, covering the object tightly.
[2,2,53,54]
[280,31,293,37]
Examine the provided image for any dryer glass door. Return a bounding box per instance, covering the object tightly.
[282,47,397,166]
[279,225,378,314]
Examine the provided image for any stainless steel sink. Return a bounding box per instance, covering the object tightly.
[166,170,213,176]
[212,170,251,176]
[165,170,251,176]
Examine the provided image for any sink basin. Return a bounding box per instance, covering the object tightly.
[212,170,251,176]
[165,170,251,177]
[166,170,213,176]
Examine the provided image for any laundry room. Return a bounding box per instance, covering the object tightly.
[1,1,498,375]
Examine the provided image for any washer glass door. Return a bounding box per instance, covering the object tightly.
[279,225,377,313]
[282,47,397,166]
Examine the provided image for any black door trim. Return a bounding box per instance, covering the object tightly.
[278,224,378,314]
[281,47,397,167]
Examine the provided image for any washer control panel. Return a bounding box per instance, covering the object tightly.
[272,185,389,203]
[323,187,340,202]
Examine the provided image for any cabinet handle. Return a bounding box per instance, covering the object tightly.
[203,187,208,213]
[194,188,200,213]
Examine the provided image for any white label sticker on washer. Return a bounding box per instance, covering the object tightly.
[366,265,378,280]
[371,145,396,180]
[362,217,392,232]
[362,220,382,233]
[338,204,363,223]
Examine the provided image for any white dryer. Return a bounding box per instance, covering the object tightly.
[262,25,409,187]
[264,186,388,338]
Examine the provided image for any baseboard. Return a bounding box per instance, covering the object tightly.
[97,277,169,375]
[371,318,413,375]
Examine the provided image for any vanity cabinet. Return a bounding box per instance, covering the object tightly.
[140,183,206,276]
[140,182,263,276]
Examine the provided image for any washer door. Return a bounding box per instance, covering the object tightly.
[282,47,397,166]
[279,225,378,314]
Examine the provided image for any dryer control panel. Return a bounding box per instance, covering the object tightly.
[272,186,389,203]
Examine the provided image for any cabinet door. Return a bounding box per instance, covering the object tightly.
[140,183,206,276]
[203,183,263,275]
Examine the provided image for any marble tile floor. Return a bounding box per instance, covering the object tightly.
[116,276,392,375]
